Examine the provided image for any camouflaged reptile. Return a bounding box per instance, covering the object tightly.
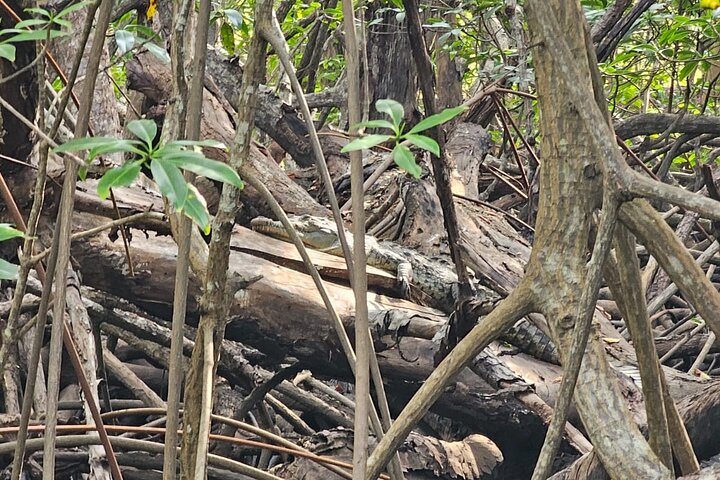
[251,214,465,312]
[250,214,560,364]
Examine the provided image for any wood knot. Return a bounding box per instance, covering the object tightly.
[559,315,575,331]
[583,164,598,179]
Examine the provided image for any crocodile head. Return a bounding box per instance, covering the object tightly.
[250,215,343,250]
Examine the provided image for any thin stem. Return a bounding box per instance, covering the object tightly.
[257,13,356,278]
[6,30,54,470]
[342,1,372,478]
[30,212,161,264]
[257,15,404,478]
[7,141,49,480]
[193,327,214,479]
[178,0,268,476]
[243,171,394,457]
[43,1,121,478]
[162,0,212,472]
[401,0,473,326]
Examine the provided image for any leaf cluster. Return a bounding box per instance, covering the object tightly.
[0,1,90,62]
[114,24,170,64]
[593,1,720,167]
[341,99,466,178]
[53,120,244,234]
[212,8,245,56]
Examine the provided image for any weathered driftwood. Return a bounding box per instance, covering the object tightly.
[67,204,554,469]
[548,378,720,480]
[66,213,708,475]
[68,157,714,471]
[84,288,506,478]
[273,429,503,480]
[102,349,165,408]
[655,333,720,359]
[204,48,314,167]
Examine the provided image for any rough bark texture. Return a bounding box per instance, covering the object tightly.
[67,202,550,475]
[526,1,668,478]
[203,48,314,167]
[273,430,503,480]
[365,3,417,123]
[63,173,719,478]
[4,3,720,476]
[64,269,110,480]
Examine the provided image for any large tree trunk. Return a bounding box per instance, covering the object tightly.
[364,3,417,123]
[525,0,669,477]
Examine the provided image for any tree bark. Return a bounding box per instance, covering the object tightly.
[524,0,669,477]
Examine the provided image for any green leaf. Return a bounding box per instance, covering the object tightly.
[53,0,92,17]
[88,140,146,160]
[155,145,202,157]
[52,18,71,29]
[392,144,421,178]
[0,258,18,280]
[0,224,24,242]
[3,28,66,43]
[54,136,144,162]
[172,139,227,149]
[376,99,405,128]
[115,29,135,56]
[223,8,243,28]
[23,7,51,17]
[406,105,468,135]
[678,61,697,82]
[150,158,188,210]
[183,184,211,234]
[127,119,157,147]
[160,151,243,188]
[54,136,121,153]
[0,44,16,62]
[220,22,235,55]
[14,18,48,29]
[341,134,392,152]
[353,119,396,132]
[145,42,170,64]
[404,134,440,156]
[96,161,142,199]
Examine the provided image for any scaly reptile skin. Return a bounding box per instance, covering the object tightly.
[250,214,464,312]
[250,214,560,364]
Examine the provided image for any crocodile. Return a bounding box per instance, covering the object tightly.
[250,215,560,364]
[250,214,469,312]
